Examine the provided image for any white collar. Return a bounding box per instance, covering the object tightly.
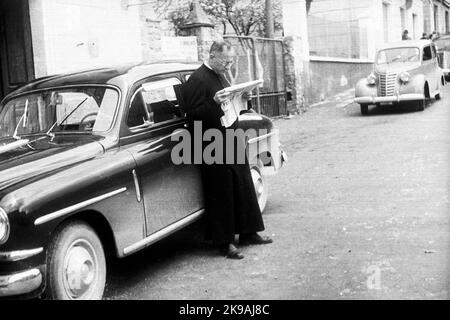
[204,61,213,70]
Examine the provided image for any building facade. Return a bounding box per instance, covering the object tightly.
[0,0,199,100]
[423,0,450,35]
[282,0,427,104]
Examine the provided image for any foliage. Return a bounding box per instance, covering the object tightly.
[165,0,283,37]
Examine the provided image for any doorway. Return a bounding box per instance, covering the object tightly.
[0,0,35,100]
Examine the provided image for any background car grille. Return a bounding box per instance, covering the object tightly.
[378,73,397,96]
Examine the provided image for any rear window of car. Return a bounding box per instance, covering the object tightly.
[127,78,184,129]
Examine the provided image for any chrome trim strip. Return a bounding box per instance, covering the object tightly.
[34,188,127,226]
[0,269,42,297]
[132,170,142,203]
[248,132,275,145]
[0,248,44,262]
[123,209,205,256]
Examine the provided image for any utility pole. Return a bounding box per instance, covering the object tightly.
[265,0,275,38]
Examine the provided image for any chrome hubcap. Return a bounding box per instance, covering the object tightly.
[63,240,97,299]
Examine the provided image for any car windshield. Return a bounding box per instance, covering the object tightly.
[0,86,118,139]
[376,47,420,65]
[434,37,450,50]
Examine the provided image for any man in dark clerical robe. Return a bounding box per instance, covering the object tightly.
[181,40,272,260]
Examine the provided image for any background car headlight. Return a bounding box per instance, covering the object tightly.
[400,72,410,83]
[0,207,10,245]
[367,73,377,85]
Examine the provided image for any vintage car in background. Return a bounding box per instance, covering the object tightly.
[0,63,286,300]
[433,34,450,81]
[355,40,446,115]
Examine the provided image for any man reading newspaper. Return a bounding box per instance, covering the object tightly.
[219,79,264,128]
[181,40,273,260]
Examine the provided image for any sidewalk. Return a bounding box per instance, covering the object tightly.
[309,88,355,109]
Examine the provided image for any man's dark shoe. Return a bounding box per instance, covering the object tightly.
[239,233,273,246]
[219,244,244,260]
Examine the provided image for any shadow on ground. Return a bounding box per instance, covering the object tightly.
[348,101,434,117]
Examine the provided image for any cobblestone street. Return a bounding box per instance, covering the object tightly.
[104,86,450,300]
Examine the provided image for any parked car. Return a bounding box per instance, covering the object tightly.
[433,34,450,81]
[355,40,446,115]
[0,62,286,300]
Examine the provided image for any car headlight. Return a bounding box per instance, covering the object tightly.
[0,207,10,245]
[367,73,377,85]
[400,72,410,83]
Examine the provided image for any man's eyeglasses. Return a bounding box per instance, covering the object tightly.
[215,57,235,67]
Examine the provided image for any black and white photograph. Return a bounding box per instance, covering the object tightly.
[0,0,449,304]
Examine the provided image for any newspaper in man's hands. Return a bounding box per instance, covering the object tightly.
[220,80,264,128]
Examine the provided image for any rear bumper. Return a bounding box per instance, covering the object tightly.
[355,93,425,104]
[248,129,287,174]
[0,268,43,297]
[268,129,287,171]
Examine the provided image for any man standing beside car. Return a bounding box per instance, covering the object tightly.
[181,40,273,260]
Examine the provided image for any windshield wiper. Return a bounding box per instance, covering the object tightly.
[46,97,89,139]
[12,113,25,140]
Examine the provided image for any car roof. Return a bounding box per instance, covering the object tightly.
[10,61,201,96]
[377,39,433,51]
[435,34,450,41]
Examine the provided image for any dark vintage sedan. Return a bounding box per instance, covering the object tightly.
[0,63,286,300]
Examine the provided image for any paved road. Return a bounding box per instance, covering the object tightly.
[104,87,450,300]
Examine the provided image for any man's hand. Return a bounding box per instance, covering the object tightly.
[214,89,232,104]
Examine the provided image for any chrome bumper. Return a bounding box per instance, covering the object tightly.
[0,247,44,297]
[269,129,286,171]
[355,93,425,104]
[0,269,43,297]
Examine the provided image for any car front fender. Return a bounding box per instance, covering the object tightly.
[402,74,426,95]
[355,78,377,98]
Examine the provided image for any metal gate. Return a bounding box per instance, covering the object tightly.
[223,36,287,117]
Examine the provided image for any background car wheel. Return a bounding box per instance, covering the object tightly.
[360,104,369,116]
[46,220,106,300]
[435,83,444,100]
[251,159,269,213]
[417,99,425,111]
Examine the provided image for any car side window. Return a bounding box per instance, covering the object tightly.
[127,78,183,129]
[431,45,437,59]
[127,91,148,128]
[423,46,433,62]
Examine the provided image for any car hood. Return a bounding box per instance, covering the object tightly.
[375,62,420,74]
[0,135,105,192]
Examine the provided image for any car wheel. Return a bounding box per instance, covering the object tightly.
[251,159,268,213]
[360,104,369,116]
[436,83,444,100]
[46,220,106,300]
[417,99,425,112]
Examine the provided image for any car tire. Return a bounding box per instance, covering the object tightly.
[360,104,369,116]
[436,83,444,100]
[46,220,106,300]
[417,99,425,112]
[250,159,268,213]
